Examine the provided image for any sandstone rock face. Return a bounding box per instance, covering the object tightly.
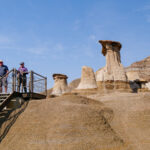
[97,81,131,92]
[68,78,80,91]
[125,56,150,91]
[96,40,127,82]
[146,82,150,90]
[77,66,97,89]
[125,56,150,82]
[126,71,141,81]
[51,74,69,96]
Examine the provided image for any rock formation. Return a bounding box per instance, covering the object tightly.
[96,40,131,91]
[96,40,127,82]
[51,74,69,96]
[68,78,80,91]
[125,56,150,91]
[146,82,150,90]
[126,71,141,81]
[125,56,150,81]
[77,66,97,89]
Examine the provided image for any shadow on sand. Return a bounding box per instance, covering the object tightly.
[0,101,29,143]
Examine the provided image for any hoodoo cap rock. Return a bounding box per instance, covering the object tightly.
[52,74,68,79]
[99,40,122,56]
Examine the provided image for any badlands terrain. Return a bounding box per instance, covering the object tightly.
[126,56,150,81]
[0,55,150,150]
[0,91,150,150]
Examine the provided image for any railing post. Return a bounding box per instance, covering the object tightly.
[14,68,16,92]
[29,71,34,94]
[45,77,47,96]
[12,68,14,93]
[12,68,16,93]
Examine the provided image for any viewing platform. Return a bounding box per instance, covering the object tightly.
[0,68,47,111]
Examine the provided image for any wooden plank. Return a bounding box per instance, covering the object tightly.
[30,93,46,99]
[21,92,46,100]
[32,71,47,79]
[45,78,47,97]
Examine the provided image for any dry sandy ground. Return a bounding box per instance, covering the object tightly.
[87,92,150,150]
[0,92,150,150]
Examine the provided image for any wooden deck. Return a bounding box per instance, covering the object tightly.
[0,69,47,111]
[21,92,47,100]
[0,92,46,111]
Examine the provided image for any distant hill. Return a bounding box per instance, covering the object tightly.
[68,78,80,90]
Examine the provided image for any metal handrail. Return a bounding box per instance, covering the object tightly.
[0,69,14,79]
[0,68,47,96]
[32,71,47,79]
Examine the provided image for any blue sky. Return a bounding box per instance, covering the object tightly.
[0,0,150,88]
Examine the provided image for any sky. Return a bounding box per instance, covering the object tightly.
[0,0,150,88]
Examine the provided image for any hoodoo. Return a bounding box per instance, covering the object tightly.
[96,40,130,91]
[77,66,97,89]
[51,74,69,96]
[96,40,127,81]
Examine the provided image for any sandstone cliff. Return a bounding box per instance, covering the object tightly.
[125,56,150,81]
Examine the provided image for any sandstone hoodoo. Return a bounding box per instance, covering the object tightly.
[77,66,97,89]
[51,74,69,96]
[97,40,127,81]
[96,40,129,90]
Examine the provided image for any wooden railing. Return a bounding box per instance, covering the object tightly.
[29,71,47,96]
[0,68,47,96]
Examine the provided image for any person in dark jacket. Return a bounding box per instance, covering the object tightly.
[17,62,28,93]
[0,60,9,93]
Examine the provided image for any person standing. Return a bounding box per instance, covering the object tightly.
[17,62,28,93]
[0,60,9,93]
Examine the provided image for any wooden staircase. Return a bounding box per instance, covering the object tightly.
[0,68,47,112]
[0,92,21,111]
[0,94,10,104]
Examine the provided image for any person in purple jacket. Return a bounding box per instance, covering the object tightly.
[17,62,28,93]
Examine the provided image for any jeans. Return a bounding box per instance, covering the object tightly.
[17,76,27,93]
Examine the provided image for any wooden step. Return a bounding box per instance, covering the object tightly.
[0,94,10,97]
[0,96,9,99]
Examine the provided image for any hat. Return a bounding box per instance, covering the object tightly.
[0,60,3,63]
[20,62,24,65]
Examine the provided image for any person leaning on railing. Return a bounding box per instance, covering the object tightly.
[0,60,9,93]
[17,62,28,93]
